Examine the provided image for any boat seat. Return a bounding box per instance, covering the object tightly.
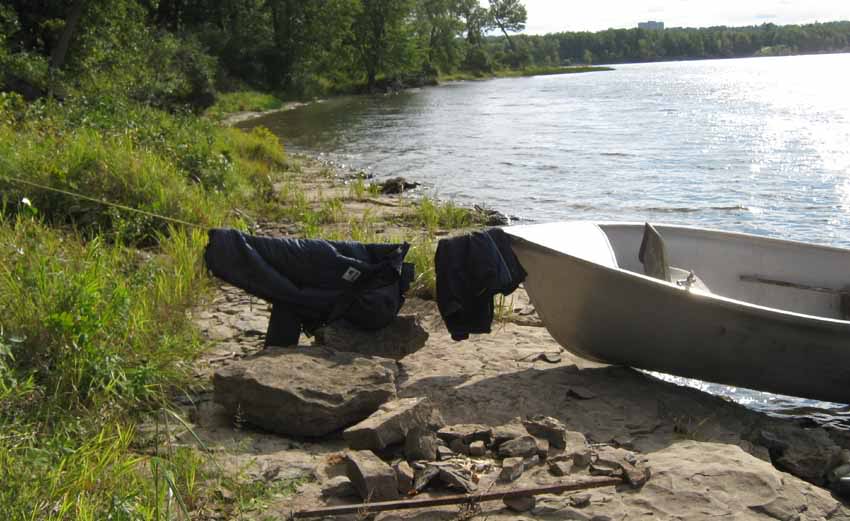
[639,223,711,292]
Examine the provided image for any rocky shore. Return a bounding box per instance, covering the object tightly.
[184,155,850,520]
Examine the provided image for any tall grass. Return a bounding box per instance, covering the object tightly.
[0,90,298,519]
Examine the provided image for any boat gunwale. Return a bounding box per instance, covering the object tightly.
[505,222,850,329]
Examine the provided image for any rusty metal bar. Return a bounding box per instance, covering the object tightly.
[292,476,624,518]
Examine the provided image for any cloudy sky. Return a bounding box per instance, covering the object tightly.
[515,0,850,34]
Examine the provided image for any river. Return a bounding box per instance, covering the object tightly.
[246,53,850,427]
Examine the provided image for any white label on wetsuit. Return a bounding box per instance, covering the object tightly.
[343,267,362,282]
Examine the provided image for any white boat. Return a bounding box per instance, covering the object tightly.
[504,222,850,404]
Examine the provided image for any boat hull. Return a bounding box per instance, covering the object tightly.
[507,224,850,405]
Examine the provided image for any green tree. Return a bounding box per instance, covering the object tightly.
[352,0,414,90]
[488,0,526,52]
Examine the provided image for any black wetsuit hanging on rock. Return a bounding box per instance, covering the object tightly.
[204,228,414,346]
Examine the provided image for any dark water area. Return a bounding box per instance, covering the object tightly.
[247,54,850,427]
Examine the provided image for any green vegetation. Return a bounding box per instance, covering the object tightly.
[206,91,285,119]
[0,83,299,517]
[519,21,850,66]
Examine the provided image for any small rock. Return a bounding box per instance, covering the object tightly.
[344,397,442,450]
[395,461,415,495]
[493,418,531,447]
[380,176,420,194]
[570,493,591,508]
[536,438,550,459]
[567,387,597,400]
[503,495,536,512]
[449,438,469,455]
[469,441,487,457]
[499,435,539,458]
[437,446,454,461]
[474,205,511,226]
[321,476,357,498]
[413,465,440,492]
[437,424,493,445]
[523,415,568,449]
[345,450,399,501]
[501,457,525,482]
[404,428,439,461]
[523,455,541,468]
[439,467,478,493]
[549,460,573,477]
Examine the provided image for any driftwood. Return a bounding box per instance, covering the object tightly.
[292,476,624,518]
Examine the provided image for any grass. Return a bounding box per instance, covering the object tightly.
[0,90,304,519]
[205,91,285,120]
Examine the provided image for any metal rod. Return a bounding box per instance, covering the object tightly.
[292,476,624,518]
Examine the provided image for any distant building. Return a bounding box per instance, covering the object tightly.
[638,21,665,30]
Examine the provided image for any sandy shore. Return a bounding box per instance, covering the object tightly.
[183,153,850,520]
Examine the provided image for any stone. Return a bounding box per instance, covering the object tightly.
[493,418,530,447]
[345,450,399,502]
[523,454,541,468]
[499,435,539,458]
[395,461,415,495]
[343,397,443,450]
[469,440,487,457]
[503,495,536,512]
[565,431,592,469]
[549,460,573,477]
[437,446,454,461]
[439,467,478,493]
[758,427,842,485]
[317,315,429,360]
[413,465,440,492]
[213,348,397,437]
[536,438,550,459]
[501,457,525,482]
[437,424,493,445]
[404,428,439,462]
[523,415,569,449]
[449,438,469,455]
[321,476,357,498]
[380,176,420,194]
[570,493,591,508]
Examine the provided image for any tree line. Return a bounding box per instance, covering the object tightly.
[1,1,849,109]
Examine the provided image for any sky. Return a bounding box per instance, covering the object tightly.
[513,0,850,34]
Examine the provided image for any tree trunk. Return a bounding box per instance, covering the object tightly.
[498,23,516,53]
[49,0,86,71]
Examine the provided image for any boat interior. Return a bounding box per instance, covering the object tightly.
[511,222,850,321]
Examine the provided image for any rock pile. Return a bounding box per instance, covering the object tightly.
[320,409,652,505]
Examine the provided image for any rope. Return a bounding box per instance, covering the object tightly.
[0,173,205,229]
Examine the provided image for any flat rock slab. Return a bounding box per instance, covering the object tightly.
[344,397,443,450]
[317,315,428,360]
[345,450,399,502]
[437,424,493,445]
[213,347,397,437]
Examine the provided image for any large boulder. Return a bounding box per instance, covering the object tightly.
[316,315,429,360]
[213,347,397,437]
